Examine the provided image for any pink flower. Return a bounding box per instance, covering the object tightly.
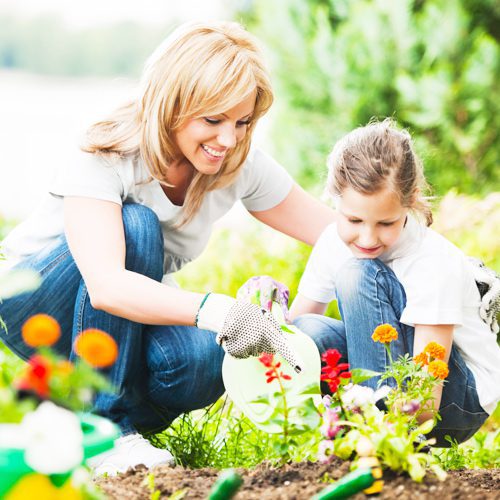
[320,408,341,439]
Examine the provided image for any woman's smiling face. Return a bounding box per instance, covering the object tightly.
[173,91,256,175]
[336,187,408,259]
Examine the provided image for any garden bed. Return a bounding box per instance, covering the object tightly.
[96,459,500,499]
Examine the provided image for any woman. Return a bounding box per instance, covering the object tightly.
[0,21,335,474]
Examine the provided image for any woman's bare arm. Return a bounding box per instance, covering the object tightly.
[64,196,203,325]
[249,184,336,246]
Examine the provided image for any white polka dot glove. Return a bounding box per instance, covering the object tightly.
[468,257,500,335]
[196,293,302,373]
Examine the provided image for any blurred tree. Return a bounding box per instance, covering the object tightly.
[242,0,499,195]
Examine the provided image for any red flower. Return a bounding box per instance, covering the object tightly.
[320,349,351,394]
[258,353,292,384]
[259,352,275,368]
[16,354,51,398]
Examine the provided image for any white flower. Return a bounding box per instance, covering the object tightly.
[21,401,83,474]
[341,384,391,408]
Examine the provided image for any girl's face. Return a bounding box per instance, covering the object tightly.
[336,187,408,259]
[174,91,256,175]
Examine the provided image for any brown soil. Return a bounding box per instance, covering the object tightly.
[96,459,500,499]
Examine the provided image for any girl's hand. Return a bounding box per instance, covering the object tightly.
[196,293,302,373]
[236,275,290,323]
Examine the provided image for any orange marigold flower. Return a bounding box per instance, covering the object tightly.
[74,329,118,368]
[21,314,61,348]
[413,352,429,366]
[428,360,449,380]
[56,360,74,376]
[371,324,398,344]
[423,341,446,361]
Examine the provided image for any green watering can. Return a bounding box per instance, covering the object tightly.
[0,412,119,497]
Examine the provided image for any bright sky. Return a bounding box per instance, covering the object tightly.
[0,0,228,28]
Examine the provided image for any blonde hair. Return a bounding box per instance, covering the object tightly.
[326,119,433,225]
[82,21,273,224]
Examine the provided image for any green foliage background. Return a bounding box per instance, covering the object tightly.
[1,1,499,196]
[242,0,499,195]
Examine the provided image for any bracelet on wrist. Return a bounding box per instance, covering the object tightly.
[194,292,211,327]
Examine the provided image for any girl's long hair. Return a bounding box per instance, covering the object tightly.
[327,119,433,225]
[82,21,273,225]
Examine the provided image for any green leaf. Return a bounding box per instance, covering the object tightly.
[168,489,188,500]
[298,382,321,395]
[350,368,381,384]
[249,395,270,405]
[387,437,407,456]
[296,398,321,429]
[288,427,308,436]
[407,455,426,482]
[417,418,436,435]
[430,463,448,482]
[269,417,286,426]
[281,324,295,334]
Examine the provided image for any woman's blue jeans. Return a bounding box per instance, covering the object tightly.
[0,204,225,435]
[294,258,489,447]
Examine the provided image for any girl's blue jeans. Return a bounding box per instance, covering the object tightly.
[0,204,226,435]
[293,258,489,446]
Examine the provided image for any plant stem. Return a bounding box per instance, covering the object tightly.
[276,370,289,445]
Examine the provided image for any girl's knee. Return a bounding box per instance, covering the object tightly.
[293,314,346,356]
[336,258,384,289]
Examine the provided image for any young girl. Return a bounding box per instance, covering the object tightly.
[0,21,335,473]
[290,119,500,446]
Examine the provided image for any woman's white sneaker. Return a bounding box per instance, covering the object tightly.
[87,433,174,476]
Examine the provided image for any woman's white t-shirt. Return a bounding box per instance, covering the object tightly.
[298,216,500,414]
[1,147,293,283]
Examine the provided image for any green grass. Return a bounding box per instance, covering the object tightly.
[434,429,500,469]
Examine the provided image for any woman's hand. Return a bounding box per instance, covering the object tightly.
[237,275,290,323]
[196,293,302,372]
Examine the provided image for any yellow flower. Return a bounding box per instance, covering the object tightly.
[74,329,118,368]
[428,360,449,380]
[413,352,429,366]
[21,314,61,348]
[371,324,398,344]
[423,341,446,361]
[4,473,80,500]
